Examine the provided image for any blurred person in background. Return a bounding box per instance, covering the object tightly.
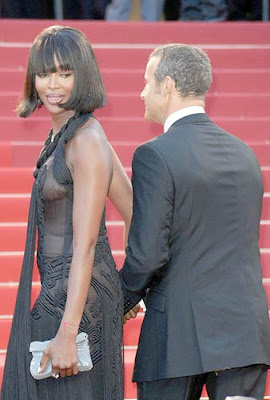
[163,0,264,20]
[106,0,165,20]
[64,0,110,19]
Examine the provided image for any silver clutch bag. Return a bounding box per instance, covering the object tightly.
[29,332,93,380]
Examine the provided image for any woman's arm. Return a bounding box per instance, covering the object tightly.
[108,144,133,249]
[39,119,112,378]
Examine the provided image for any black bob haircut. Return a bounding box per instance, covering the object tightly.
[17,25,106,117]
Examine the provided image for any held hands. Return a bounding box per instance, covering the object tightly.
[124,303,140,324]
[38,322,79,379]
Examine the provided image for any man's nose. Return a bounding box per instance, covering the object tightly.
[140,88,145,100]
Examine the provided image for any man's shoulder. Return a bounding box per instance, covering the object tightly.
[134,134,173,161]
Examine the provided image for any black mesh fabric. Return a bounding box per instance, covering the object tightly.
[1,112,124,400]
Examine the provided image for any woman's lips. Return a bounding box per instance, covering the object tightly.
[46,95,64,105]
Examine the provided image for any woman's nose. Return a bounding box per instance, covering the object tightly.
[48,73,59,89]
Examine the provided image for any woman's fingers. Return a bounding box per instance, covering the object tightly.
[52,362,79,378]
[59,368,67,378]
[38,348,50,373]
[65,368,73,377]
[73,364,79,376]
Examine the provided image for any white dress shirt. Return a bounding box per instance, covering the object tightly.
[163,106,205,133]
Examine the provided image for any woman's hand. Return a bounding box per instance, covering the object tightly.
[38,330,79,378]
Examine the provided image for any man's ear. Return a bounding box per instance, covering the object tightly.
[162,76,176,95]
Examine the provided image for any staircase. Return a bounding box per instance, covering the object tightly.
[0,19,269,399]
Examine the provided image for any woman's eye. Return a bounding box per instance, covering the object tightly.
[60,71,73,78]
[37,73,48,78]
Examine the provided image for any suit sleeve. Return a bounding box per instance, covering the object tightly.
[120,142,174,312]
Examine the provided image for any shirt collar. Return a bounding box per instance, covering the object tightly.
[164,106,205,133]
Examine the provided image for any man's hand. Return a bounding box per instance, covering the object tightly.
[124,303,141,324]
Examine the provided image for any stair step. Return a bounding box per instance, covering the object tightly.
[0,223,269,252]
[263,281,270,310]
[262,196,270,220]
[0,141,269,168]
[262,252,270,278]
[1,92,270,118]
[263,168,270,193]
[0,117,269,143]
[0,349,138,399]
[0,20,270,44]
[0,167,132,193]
[0,284,40,314]
[0,250,269,281]
[0,46,269,70]
[0,195,123,222]
[0,191,269,222]
[1,334,270,398]
[1,275,270,316]
[0,223,126,252]
[0,251,125,283]
[0,167,269,193]
[1,69,270,94]
[0,313,143,350]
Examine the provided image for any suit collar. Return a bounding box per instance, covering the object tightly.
[164,106,205,132]
[167,113,212,131]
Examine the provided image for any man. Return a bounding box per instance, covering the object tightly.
[120,44,270,400]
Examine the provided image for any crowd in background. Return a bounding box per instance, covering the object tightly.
[0,0,265,21]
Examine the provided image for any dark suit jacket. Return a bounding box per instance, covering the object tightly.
[120,113,270,382]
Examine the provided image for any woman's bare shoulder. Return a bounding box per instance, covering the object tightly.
[65,117,110,168]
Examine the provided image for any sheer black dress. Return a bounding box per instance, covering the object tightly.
[1,112,124,400]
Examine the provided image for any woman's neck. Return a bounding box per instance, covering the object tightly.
[51,110,76,141]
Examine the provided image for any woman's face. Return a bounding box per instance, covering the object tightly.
[35,60,75,116]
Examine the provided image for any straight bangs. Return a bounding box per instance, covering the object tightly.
[32,35,75,75]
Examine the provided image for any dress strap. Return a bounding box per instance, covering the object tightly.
[1,183,38,399]
[53,112,93,186]
[34,112,92,179]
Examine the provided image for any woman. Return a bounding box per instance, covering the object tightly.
[1,25,132,400]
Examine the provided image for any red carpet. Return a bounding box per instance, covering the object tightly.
[0,19,269,399]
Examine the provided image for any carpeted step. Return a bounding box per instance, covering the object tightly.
[0,313,144,350]
[0,251,125,283]
[0,250,269,280]
[1,69,270,94]
[1,20,270,45]
[0,335,270,399]
[0,167,269,193]
[0,117,269,143]
[0,350,138,399]
[1,46,269,70]
[1,279,270,330]
[0,249,269,282]
[0,141,269,168]
[1,92,270,118]
[262,196,270,219]
[0,284,40,314]
[0,223,269,254]
[263,281,270,310]
[0,191,269,222]
[0,167,132,193]
[0,195,123,222]
[0,222,126,252]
